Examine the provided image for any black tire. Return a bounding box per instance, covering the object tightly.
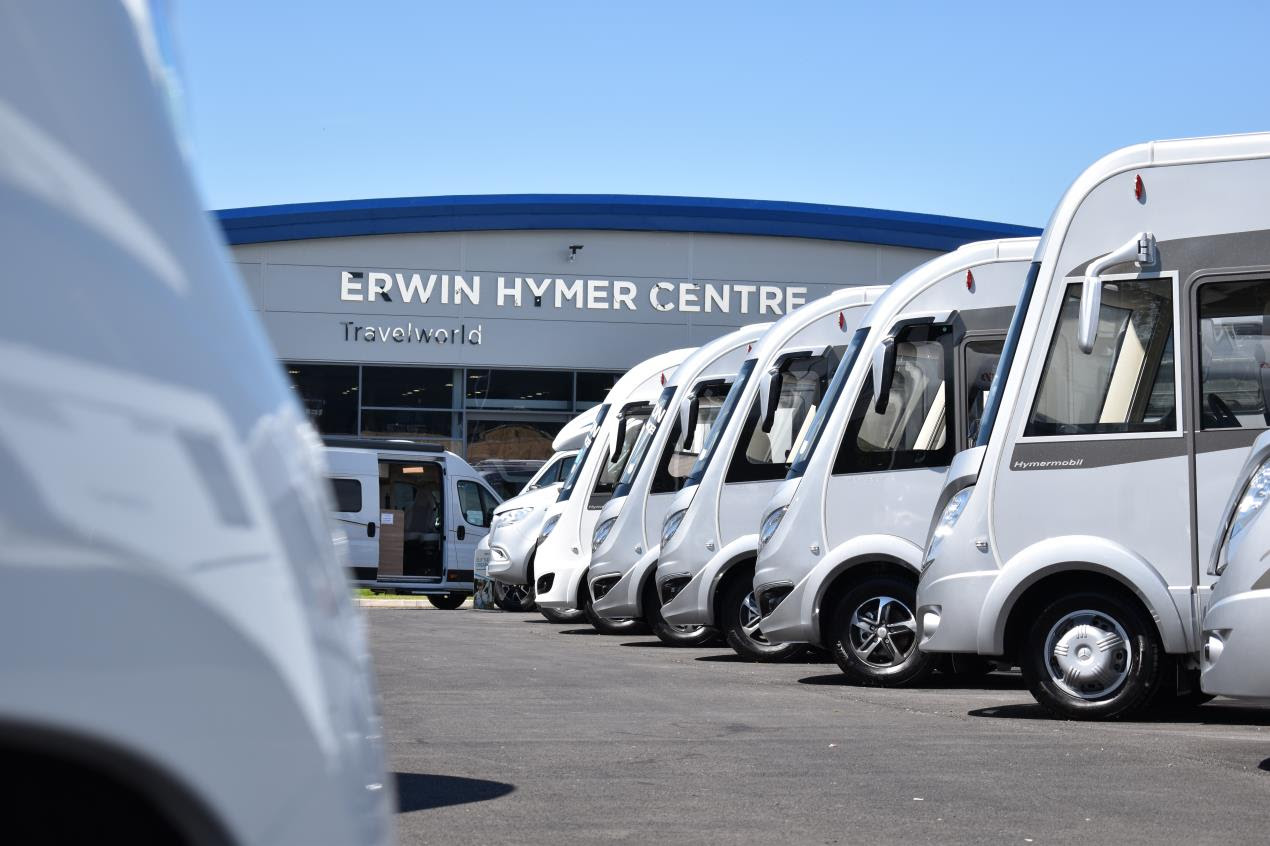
[1020,591,1166,720]
[828,576,934,687]
[720,572,806,662]
[643,574,722,647]
[1153,663,1215,714]
[427,592,468,610]
[491,581,532,612]
[580,575,648,635]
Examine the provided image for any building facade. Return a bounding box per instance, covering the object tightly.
[221,195,1036,460]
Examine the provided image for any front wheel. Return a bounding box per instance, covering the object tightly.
[581,576,648,635]
[491,581,532,612]
[720,574,805,662]
[1020,591,1165,720]
[427,592,468,610]
[644,576,722,647]
[530,578,584,623]
[828,577,934,687]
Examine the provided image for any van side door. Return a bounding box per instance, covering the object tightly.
[452,475,499,584]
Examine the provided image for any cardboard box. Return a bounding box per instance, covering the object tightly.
[377,508,405,577]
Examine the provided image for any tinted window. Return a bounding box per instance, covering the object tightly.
[726,349,842,483]
[329,478,362,512]
[685,359,757,487]
[963,338,1005,448]
[457,480,494,527]
[591,403,653,506]
[788,327,869,479]
[1197,279,1270,429]
[652,379,734,494]
[284,363,358,434]
[362,366,454,408]
[613,387,675,499]
[467,369,571,410]
[559,405,610,501]
[1026,278,1175,436]
[360,410,461,453]
[833,324,953,474]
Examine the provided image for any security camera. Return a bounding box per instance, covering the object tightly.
[567,244,584,261]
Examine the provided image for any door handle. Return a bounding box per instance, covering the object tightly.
[456,525,466,541]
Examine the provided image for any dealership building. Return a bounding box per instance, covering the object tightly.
[219,195,1036,460]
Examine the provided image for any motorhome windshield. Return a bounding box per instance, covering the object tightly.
[558,404,610,502]
[787,327,870,479]
[975,261,1040,447]
[683,358,757,488]
[611,387,675,498]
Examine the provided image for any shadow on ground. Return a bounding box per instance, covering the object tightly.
[797,671,1027,691]
[967,702,1270,726]
[557,628,601,635]
[394,773,515,812]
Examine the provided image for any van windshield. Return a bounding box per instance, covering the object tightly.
[787,327,870,479]
[558,404,610,502]
[612,386,675,499]
[684,358,758,487]
[975,261,1040,447]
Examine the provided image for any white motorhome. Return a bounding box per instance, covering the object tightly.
[486,407,599,623]
[587,324,771,643]
[1201,430,1270,700]
[753,239,1036,680]
[0,3,391,842]
[324,438,502,608]
[533,349,694,626]
[918,132,1270,719]
[656,287,886,658]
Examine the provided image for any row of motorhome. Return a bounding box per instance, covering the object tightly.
[488,131,1270,720]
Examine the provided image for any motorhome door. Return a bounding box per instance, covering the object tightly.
[451,475,499,584]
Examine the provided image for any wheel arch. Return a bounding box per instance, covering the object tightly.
[809,535,923,646]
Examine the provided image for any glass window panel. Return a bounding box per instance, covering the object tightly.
[652,380,734,494]
[457,480,490,527]
[283,363,358,434]
[1197,279,1270,430]
[473,459,546,499]
[360,410,461,453]
[467,369,571,410]
[1026,279,1175,436]
[362,366,454,408]
[329,478,362,512]
[591,403,654,506]
[575,371,623,409]
[964,339,1005,448]
[466,419,566,463]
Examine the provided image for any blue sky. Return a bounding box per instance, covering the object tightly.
[179,1,1269,227]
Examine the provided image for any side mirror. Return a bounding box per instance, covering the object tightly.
[679,392,700,450]
[872,336,897,414]
[1077,232,1156,354]
[611,416,629,463]
[759,367,784,433]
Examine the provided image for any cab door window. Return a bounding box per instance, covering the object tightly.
[833,324,953,474]
[457,480,493,527]
[963,338,1005,448]
[1196,279,1270,429]
[1025,277,1176,436]
[727,348,844,483]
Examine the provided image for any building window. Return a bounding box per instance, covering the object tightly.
[466,418,566,462]
[360,410,461,453]
[466,369,572,410]
[576,371,622,409]
[284,363,358,434]
[362,366,454,408]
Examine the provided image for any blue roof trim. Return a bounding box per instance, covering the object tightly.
[215,194,1040,252]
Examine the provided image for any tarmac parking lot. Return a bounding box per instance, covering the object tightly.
[371,607,1270,845]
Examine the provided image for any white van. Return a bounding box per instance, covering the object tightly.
[324,438,503,608]
[753,239,1035,680]
[587,324,771,642]
[656,287,886,658]
[0,4,391,842]
[533,349,694,620]
[918,132,1270,719]
[1202,430,1270,700]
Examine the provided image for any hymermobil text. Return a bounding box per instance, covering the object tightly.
[340,271,808,315]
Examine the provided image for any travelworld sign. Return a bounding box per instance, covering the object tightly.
[339,271,808,315]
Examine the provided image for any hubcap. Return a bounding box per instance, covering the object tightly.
[738,592,770,644]
[1044,610,1132,700]
[848,595,917,668]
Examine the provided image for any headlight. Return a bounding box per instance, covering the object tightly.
[662,509,688,546]
[493,506,532,528]
[592,517,618,551]
[1218,460,1270,574]
[933,488,972,543]
[539,514,561,541]
[758,506,788,547]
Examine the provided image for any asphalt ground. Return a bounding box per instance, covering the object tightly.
[370,607,1270,845]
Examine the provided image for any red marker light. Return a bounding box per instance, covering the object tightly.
[746,343,752,353]
[1134,174,1145,201]
[660,372,666,386]
[965,269,975,292]
[838,311,845,330]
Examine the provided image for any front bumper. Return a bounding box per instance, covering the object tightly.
[915,569,999,655]
[592,546,659,620]
[486,524,540,585]
[658,539,756,627]
[1201,588,1270,698]
[533,543,588,611]
[755,574,818,645]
